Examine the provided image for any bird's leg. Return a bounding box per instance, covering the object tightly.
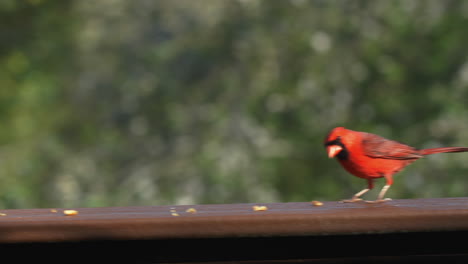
[341,179,374,203]
[366,176,393,203]
[341,188,369,203]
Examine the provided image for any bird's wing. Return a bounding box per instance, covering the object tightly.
[361,133,422,160]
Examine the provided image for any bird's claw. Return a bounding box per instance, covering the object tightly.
[365,198,392,204]
[340,198,363,203]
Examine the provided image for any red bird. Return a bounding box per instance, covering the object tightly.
[325,127,468,203]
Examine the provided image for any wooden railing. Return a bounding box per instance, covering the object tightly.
[1,197,468,263]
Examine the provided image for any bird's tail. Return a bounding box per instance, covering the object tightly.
[420,147,468,155]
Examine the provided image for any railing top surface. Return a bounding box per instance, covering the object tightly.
[0,197,468,243]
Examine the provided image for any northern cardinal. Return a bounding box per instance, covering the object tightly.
[325,127,468,203]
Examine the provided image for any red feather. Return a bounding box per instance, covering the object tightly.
[324,127,468,202]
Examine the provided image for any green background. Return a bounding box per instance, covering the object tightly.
[1,0,468,208]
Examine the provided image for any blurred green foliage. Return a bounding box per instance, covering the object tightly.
[1,0,468,208]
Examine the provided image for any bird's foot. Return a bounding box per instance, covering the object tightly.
[365,198,392,204]
[340,197,363,203]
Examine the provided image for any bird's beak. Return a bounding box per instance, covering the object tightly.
[327,145,343,158]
